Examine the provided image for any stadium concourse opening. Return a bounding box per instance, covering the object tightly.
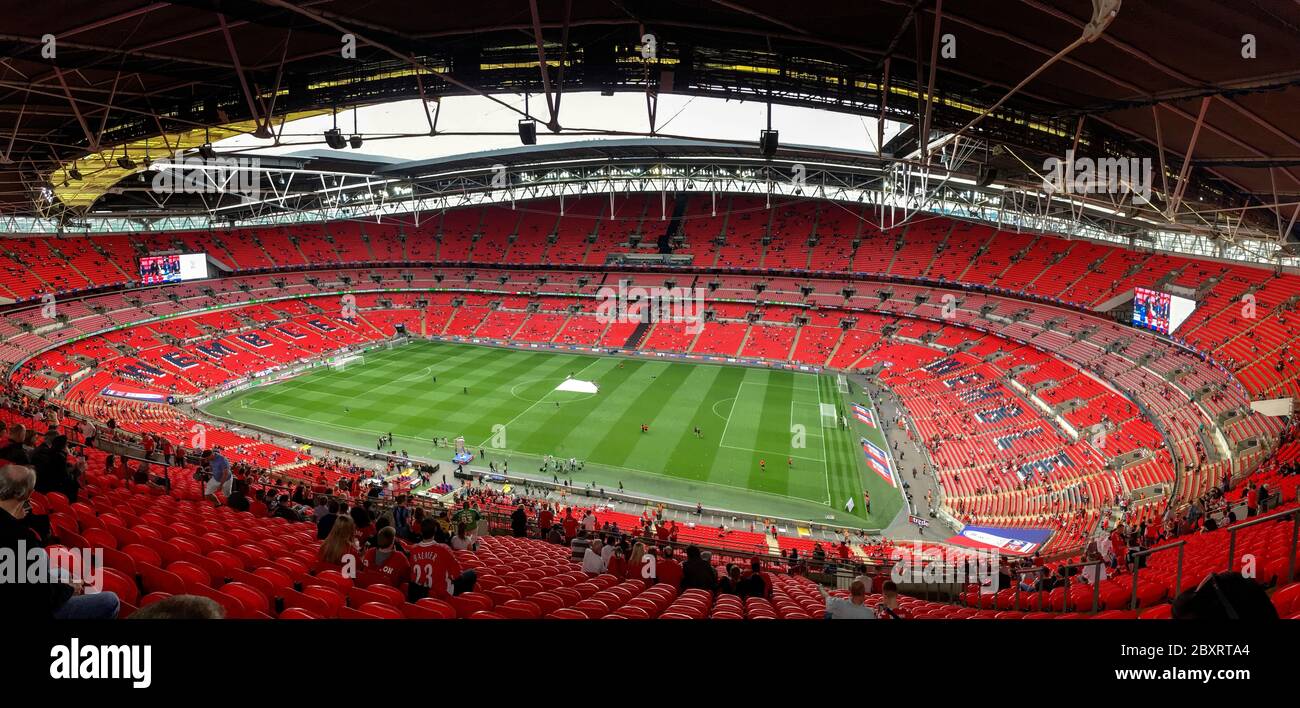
[1,2,1298,685]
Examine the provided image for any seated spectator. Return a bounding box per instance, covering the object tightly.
[605,546,627,578]
[249,491,269,518]
[680,545,716,592]
[316,500,340,540]
[739,558,770,599]
[0,424,28,464]
[33,434,78,503]
[361,527,410,587]
[1172,572,1279,620]
[717,564,742,595]
[581,539,606,575]
[449,523,477,552]
[131,460,152,486]
[0,464,119,619]
[315,515,358,574]
[655,546,683,588]
[226,489,251,513]
[351,501,374,536]
[271,495,302,522]
[625,542,647,580]
[407,518,476,601]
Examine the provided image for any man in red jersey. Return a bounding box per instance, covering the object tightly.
[538,504,554,537]
[407,518,476,602]
[561,508,579,541]
[655,546,683,588]
[361,527,410,588]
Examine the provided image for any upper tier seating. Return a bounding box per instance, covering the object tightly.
[4,197,1296,556]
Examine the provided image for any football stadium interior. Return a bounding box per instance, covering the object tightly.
[2,0,1299,631]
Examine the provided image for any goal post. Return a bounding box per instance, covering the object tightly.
[819,402,838,427]
[332,354,364,372]
[836,374,849,394]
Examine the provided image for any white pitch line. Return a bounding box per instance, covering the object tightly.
[817,375,832,505]
[475,356,604,450]
[718,443,824,463]
[717,378,744,449]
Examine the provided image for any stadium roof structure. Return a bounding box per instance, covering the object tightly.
[2,0,1299,258]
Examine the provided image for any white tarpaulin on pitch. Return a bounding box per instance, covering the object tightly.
[555,378,599,394]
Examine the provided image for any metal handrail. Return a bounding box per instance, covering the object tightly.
[1127,540,1185,611]
[1223,505,1300,584]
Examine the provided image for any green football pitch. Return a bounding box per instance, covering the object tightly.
[202,341,901,528]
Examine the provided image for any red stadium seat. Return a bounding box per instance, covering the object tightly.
[138,592,173,608]
[302,585,345,618]
[98,567,139,606]
[222,582,271,615]
[206,550,246,576]
[1138,604,1172,620]
[496,599,543,619]
[358,602,405,619]
[191,586,246,619]
[165,561,211,592]
[402,600,454,620]
[349,585,402,609]
[1270,583,1300,616]
[312,569,353,592]
[100,547,138,578]
[281,588,331,618]
[139,565,188,596]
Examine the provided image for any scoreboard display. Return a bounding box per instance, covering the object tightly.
[140,253,208,284]
[1132,287,1196,335]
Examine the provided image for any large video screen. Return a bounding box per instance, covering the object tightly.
[139,253,207,284]
[1132,287,1196,335]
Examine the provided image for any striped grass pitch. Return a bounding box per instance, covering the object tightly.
[204,340,900,527]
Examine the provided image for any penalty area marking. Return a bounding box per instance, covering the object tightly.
[710,397,736,422]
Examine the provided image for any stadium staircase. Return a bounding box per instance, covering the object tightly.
[622,320,654,349]
[662,193,690,254]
